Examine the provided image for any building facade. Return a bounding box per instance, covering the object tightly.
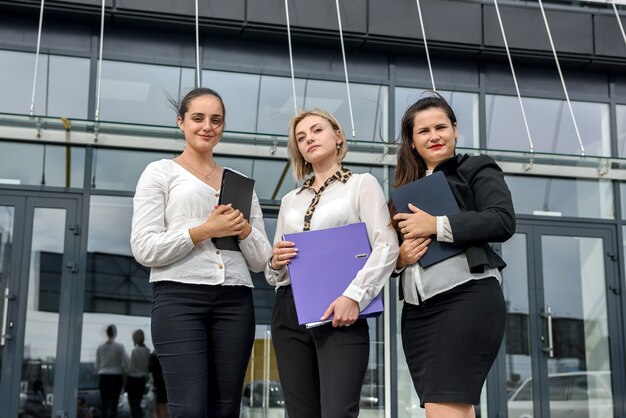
[0,0,625,417]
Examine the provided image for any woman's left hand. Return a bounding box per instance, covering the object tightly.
[394,203,437,239]
[238,220,252,240]
[321,295,359,328]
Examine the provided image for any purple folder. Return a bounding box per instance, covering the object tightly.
[283,222,383,327]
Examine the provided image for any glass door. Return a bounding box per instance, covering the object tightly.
[503,223,619,418]
[0,194,81,418]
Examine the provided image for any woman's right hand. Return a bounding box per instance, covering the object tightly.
[396,237,431,269]
[269,240,298,270]
[189,204,246,244]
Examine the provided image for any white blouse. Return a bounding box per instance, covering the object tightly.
[265,171,400,311]
[131,159,272,287]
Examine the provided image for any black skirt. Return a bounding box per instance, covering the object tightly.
[401,277,506,407]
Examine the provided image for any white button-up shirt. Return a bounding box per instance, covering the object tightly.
[131,159,272,286]
[265,171,399,311]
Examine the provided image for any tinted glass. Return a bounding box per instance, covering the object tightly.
[618,105,626,157]
[505,175,613,219]
[486,95,610,157]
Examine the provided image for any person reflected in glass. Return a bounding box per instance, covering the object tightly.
[265,108,399,418]
[131,87,272,418]
[126,329,150,418]
[391,93,515,418]
[95,324,128,418]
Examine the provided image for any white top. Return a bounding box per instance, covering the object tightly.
[95,341,128,375]
[400,171,501,304]
[131,159,272,286]
[265,172,400,311]
[127,345,151,378]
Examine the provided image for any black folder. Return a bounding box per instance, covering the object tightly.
[390,171,463,268]
[212,168,255,252]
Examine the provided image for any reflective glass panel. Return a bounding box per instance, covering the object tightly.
[92,149,176,191]
[82,195,152,415]
[486,95,610,157]
[0,142,85,188]
[250,159,298,202]
[204,70,261,133]
[395,88,479,148]
[99,60,187,125]
[0,205,15,378]
[542,235,613,418]
[618,105,626,158]
[505,175,613,219]
[0,50,47,116]
[21,208,66,418]
[257,76,306,135]
[47,55,90,119]
[305,80,388,142]
[502,234,533,416]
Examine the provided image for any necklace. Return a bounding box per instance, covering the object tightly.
[180,156,218,182]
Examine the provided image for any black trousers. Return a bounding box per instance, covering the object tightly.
[271,286,370,418]
[126,376,146,418]
[99,374,124,418]
[151,282,255,418]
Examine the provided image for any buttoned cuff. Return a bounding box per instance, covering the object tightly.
[343,283,366,305]
[436,216,454,242]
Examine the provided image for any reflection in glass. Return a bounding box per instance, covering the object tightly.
[0,205,15,378]
[250,159,297,202]
[92,149,177,191]
[502,234,533,417]
[21,208,66,418]
[99,60,191,125]
[505,175,613,219]
[395,88,479,148]
[486,95,610,157]
[0,142,85,188]
[541,235,613,418]
[204,70,261,133]
[618,105,626,158]
[0,50,90,119]
[256,76,306,135]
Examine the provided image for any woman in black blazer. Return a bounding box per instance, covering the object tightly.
[391,93,515,418]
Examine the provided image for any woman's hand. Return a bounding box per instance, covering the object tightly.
[189,204,246,244]
[321,295,359,328]
[238,221,252,241]
[396,237,431,269]
[394,203,437,240]
[269,240,298,270]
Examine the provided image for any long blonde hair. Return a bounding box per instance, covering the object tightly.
[287,108,348,181]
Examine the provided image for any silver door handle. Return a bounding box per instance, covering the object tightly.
[1,287,14,346]
[541,305,554,358]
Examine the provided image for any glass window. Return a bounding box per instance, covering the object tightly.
[0,50,90,119]
[92,149,176,191]
[257,75,306,135]
[486,95,611,157]
[395,88,479,148]
[618,105,626,158]
[204,70,261,133]
[250,159,298,202]
[99,60,190,125]
[305,79,388,142]
[0,141,85,188]
[506,175,613,219]
[0,50,47,116]
[47,55,90,119]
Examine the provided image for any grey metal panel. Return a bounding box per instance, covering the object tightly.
[203,38,389,82]
[6,0,112,5]
[368,0,421,39]
[594,15,626,58]
[395,56,479,90]
[116,0,245,21]
[420,0,482,45]
[483,5,594,55]
[101,27,197,67]
[616,75,626,100]
[368,0,482,45]
[247,0,367,33]
[0,14,92,56]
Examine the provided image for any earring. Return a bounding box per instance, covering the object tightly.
[336,143,341,150]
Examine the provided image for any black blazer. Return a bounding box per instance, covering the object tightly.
[433,153,516,273]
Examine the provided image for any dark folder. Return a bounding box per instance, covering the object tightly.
[212,168,255,252]
[390,171,463,268]
[283,222,383,327]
